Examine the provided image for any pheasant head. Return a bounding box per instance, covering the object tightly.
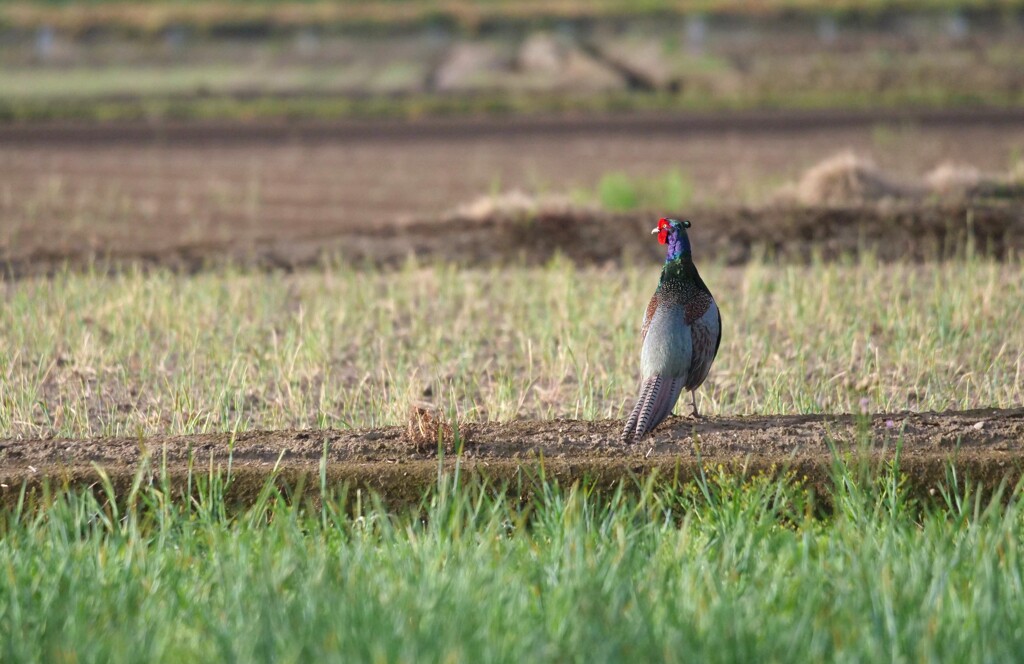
[653,217,692,263]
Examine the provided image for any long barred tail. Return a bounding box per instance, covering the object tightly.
[620,376,686,442]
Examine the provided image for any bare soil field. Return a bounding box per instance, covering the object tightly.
[3,407,1022,507]
[3,109,1024,276]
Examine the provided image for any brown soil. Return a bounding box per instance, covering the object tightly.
[4,202,1021,278]
[3,407,1022,507]
[3,110,1024,277]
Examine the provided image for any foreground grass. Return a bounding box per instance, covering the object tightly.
[2,256,1021,439]
[2,459,1024,661]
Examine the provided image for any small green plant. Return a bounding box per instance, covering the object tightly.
[598,172,640,210]
[596,168,694,212]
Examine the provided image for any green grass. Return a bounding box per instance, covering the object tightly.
[0,64,434,100]
[592,168,695,212]
[3,454,1024,662]
[1,84,1022,124]
[2,256,1022,439]
[0,66,257,99]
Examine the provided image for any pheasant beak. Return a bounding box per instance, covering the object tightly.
[650,227,660,234]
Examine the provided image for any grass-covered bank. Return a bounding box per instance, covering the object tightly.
[3,459,1024,662]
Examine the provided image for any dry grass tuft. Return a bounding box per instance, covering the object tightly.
[777,151,1024,206]
[776,151,917,206]
[403,402,471,454]
[923,162,987,197]
[450,189,590,222]
[924,161,1024,200]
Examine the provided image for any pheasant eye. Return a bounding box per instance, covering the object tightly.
[658,218,670,230]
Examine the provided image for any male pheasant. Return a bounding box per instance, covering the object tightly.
[621,218,721,442]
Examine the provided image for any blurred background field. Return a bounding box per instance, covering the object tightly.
[2,0,1024,120]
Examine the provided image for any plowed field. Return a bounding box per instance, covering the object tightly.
[4,109,1024,276]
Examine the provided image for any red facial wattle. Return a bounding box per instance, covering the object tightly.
[657,218,670,245]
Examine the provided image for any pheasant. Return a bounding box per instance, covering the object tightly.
[621,218,721,442]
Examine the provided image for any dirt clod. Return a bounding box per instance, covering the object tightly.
[403,402,473,454]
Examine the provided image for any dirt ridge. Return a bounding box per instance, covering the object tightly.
[4,202,1021,279]
[3,407,1022,506]
[4,109,1024,145]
